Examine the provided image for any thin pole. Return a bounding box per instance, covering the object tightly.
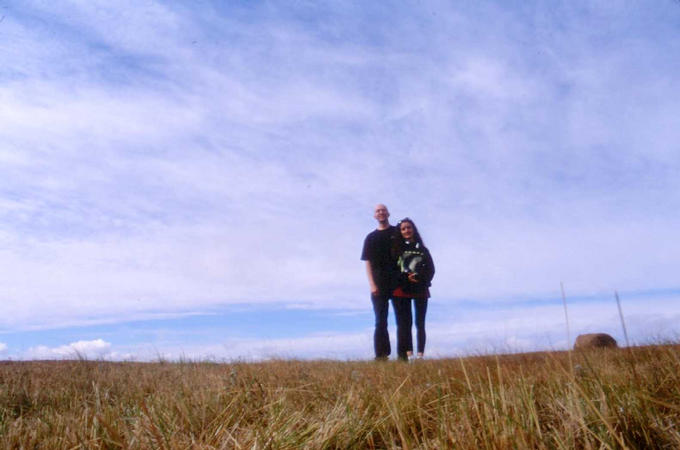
[616,290,640,387]
[561,282,571,349]
[615,290,630,348]
[561,282,573,375]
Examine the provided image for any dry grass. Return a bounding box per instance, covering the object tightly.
[1,345,680,449]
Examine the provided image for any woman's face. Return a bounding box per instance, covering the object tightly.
[400,222,414,241]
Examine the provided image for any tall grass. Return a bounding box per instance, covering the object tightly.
[1,345,680,448]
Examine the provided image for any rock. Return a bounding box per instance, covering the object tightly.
[574,333,618,349]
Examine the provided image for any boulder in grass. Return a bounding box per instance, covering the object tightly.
[574,333,618,349]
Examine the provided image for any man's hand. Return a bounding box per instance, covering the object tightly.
[366,261,379,295]
[408,273,418,283]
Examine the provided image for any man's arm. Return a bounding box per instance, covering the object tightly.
[365,261,378,294]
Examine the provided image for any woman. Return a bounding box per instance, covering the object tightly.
[391,218,435,361]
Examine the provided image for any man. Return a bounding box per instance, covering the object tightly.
[361,204,396,360]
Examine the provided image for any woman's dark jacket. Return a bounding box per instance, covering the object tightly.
[392,241,435,298]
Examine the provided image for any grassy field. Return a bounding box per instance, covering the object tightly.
[1,345,680,449]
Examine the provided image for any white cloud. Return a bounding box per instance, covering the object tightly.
[450,57,532,100]
[24,339,112,360]
[0,343,7,353]
[85,333,374,362]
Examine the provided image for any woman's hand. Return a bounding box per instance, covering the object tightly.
[407,273,418,283]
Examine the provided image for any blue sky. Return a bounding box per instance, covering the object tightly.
[1,0,680,360]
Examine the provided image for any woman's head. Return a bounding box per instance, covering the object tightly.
[396,218,424,246]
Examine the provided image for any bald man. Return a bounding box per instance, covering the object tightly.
[361,204,397,360]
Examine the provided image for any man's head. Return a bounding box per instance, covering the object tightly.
[373,204,390,228]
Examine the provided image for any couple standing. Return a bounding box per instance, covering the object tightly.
[361,204,435,361]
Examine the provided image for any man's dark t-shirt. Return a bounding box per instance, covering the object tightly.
[361,226,396,294]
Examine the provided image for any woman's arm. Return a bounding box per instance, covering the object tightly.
[423,248,435,284]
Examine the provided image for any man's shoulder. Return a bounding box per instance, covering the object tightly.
[364,228,379,240]
[365,225,395,239]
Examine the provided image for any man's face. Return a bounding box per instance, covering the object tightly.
[374,204,389,223]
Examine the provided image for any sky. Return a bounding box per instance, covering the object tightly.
[1,0,680,361]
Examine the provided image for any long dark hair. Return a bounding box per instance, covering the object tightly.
[392,217,425,257]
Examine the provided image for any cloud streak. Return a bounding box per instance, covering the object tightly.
[4,289,678,361]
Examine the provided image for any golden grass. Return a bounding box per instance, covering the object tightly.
[1,345,680,448]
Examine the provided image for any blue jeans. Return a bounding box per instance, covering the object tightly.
[391,297,428,359]
[371,292,391,358]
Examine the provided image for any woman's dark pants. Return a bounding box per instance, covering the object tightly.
[391,297,428,359]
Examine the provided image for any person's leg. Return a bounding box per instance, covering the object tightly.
[414,298,428,355]
[391,297,413,360]
[371,293,391,359]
